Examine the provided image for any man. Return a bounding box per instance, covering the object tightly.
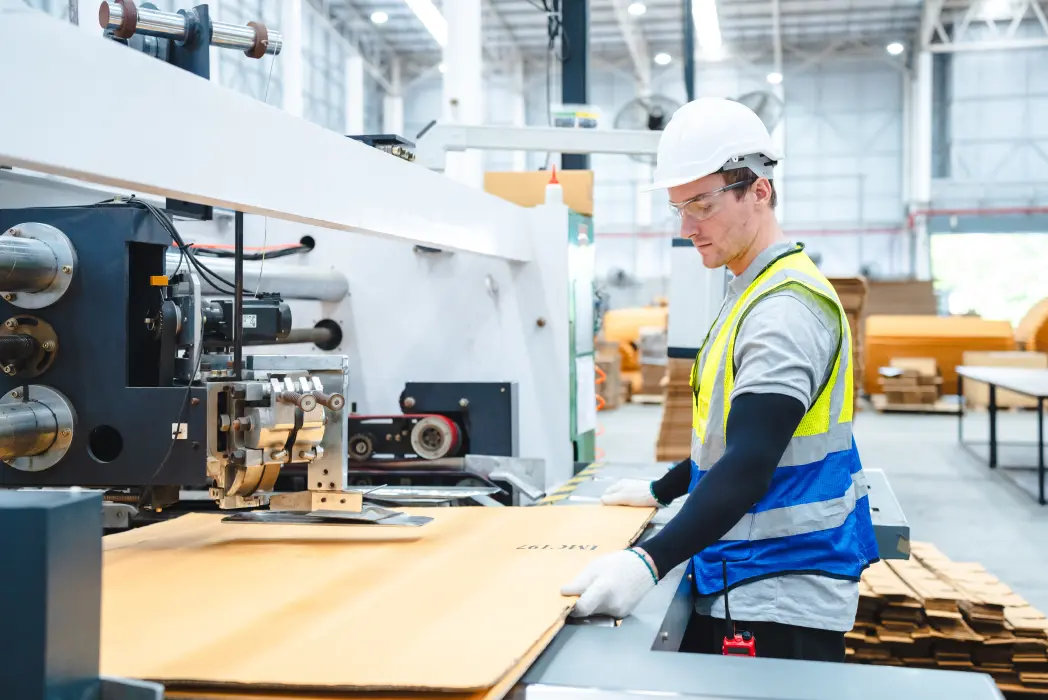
[561,97,879,662]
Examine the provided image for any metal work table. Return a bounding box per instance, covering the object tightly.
[513,463,1006,700]
[957,366,1048,504]
[518,563,1001,700]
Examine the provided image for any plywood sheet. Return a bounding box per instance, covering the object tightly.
[101,506,653,694]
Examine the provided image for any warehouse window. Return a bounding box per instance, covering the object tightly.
[303,5,348,132]
[932,233,1048,323]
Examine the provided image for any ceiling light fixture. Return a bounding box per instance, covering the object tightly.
[438,62,446,73]
[886,42,904,55]
[654,52,672,65]
[404,0,447,47]
[766,71,783,85]
[627,2,647,15]
[370,10,389,24]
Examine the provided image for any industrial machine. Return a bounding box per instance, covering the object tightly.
[0,200,389,523]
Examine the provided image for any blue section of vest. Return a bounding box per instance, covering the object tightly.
[687,445,880,595]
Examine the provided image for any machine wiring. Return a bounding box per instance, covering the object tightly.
[186,242,311,261]
[255,51,280,296]
[134,334,206,511]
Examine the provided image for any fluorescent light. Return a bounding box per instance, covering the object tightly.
[692,0,722,53]
[438,62,446,73]
[766,71,783,85]
[404,0,447,47]
[654,52,672,65]
[628,2,646,15]
[886,41,904,55]
[370,10,389,24]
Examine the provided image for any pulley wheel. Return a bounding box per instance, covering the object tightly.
[410,415,460,460]
[348,433,374,462]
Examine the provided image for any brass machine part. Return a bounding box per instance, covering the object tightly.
[276,390,318,411]
[269,490,364,513]
[0,315,59,379]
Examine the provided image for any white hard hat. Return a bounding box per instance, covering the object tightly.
[641,97,782,192]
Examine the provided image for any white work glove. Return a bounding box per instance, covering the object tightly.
[601,478,659,507]
[561,548,658,619]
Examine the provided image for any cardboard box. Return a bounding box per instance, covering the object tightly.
[962,351,1048,409]
[864,315,1016,395]
[100,508,654,694]
[640,363,667,395]
[483,170,594,217]
[879,358,941,405]
[597,356,623,410]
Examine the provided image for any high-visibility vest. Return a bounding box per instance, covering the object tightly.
[688,245,879,596]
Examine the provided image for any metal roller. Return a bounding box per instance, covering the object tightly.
[0,386,76,472]
[99,1,283,57]
[165,252,348,301]
[0,224,77,309]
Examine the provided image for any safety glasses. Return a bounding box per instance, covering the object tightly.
[668,179,752,222]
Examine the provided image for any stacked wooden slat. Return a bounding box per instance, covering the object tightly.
[829,277,868,411]
[847,543,1048,694]
[655,358,693,462]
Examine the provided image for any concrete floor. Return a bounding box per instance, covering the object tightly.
[596,402,1048,614]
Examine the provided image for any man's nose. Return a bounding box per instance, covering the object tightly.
[679,218,698,238]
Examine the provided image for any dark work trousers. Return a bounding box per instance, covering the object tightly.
[679,613,846,662]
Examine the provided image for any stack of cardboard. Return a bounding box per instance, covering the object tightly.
[962,350,1048,409]
[596,344,624,411]
[638,327,668,397]
[865,315,1016,395]
[655,358,693,462]
[878,357,942,407]
[829,277,869,410]
[847,543,1048,694]
[865,280,939,316]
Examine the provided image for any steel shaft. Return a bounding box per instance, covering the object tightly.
[100,2,283,55]
[0,237,58,293]
[0,401,58,461]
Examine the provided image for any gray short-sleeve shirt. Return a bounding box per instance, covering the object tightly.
[693,241,859,632]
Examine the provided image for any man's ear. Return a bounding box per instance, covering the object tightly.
[752,178,773,206]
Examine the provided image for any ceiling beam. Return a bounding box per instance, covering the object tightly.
[607,0,652,86]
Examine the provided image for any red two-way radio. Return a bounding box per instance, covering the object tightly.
[721,560,756,657]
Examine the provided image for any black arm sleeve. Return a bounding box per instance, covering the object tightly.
[650,457,692,506]
[639,392,805,578]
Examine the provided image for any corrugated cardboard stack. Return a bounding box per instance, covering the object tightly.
[864,315,1016,395]
[878,357,942,406]
[638,327,668,396]
[829,277,868,410]
[655,358,693,462]
[866,280,939,316]
[596,341,624,410]
[847,543,1048,694]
